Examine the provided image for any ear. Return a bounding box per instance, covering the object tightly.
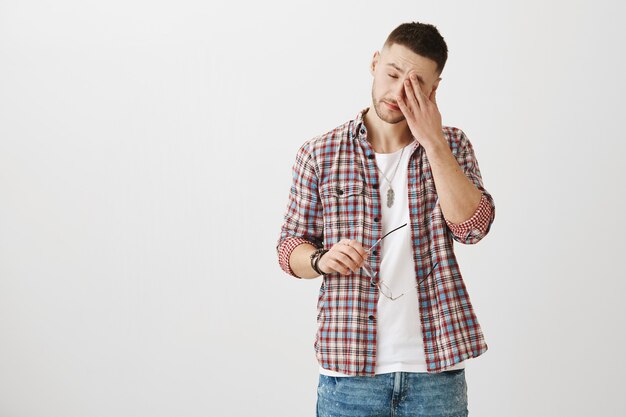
[370,51,379,76]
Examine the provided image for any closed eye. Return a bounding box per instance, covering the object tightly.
[387,74,398,78]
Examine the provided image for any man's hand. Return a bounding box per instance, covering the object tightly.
[396,71,448,152]
[318,239,368,275]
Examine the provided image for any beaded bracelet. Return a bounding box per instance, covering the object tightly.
[310,248,329,275]
[314,250,329,275]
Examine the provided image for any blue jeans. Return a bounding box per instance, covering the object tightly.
[316,369,468,417]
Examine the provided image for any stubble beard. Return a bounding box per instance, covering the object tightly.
[371,88,405,125]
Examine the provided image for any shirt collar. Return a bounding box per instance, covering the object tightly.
[350,107,370,143]
[351,106,421,153]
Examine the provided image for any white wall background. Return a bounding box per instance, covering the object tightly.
[1,1,625,416]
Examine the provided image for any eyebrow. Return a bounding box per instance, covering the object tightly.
[386,63,424,83]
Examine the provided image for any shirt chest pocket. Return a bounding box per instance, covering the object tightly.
[319,181,367,241]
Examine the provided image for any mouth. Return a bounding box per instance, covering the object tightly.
[384,101,400,111]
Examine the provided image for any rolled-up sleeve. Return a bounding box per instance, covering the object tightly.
[445,130,496,244]
[276,142,324,278]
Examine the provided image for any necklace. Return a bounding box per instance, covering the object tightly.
[374,146,405,208]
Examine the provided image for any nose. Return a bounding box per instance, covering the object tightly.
[391,78,406,102]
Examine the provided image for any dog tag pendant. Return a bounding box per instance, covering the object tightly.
[386,187,395,208]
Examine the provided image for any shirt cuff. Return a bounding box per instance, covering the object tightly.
[445,193,492,238]
[278,237,318,278]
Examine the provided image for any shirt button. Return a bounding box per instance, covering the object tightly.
[336,189,344,195]
[374,217,380,222]
[372,183,379,189]
[368,315,375,320]
[367,154,374,159]
[360,128,366,135]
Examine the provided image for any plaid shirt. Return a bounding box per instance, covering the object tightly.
[276,107,495,376]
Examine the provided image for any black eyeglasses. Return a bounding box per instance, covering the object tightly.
[361,222,438,301]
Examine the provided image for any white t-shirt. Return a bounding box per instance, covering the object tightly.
[319,141,465,376]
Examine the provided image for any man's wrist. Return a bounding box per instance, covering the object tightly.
[315,250,328,275]
[310,248,329,275]
[422,134,450,156]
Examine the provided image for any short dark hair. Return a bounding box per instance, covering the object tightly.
[383,22,448,75]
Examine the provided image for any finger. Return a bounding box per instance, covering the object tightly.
[340,240,363,265]
[429,87,437,105]
[349,240,368,261]
[403,77,419,110]
[326,258,351,275]
[396,93,409,113]
[319,251,347,274]
[409,73,426,108]
[337,246,366,268]
[346,246,367,266]
[354,242,369,259]
[333,252,359,273]
[317,253,336,275]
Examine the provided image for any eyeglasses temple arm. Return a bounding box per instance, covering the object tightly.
[366,222,408,254]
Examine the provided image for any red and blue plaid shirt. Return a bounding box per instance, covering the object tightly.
[276,107,495,376]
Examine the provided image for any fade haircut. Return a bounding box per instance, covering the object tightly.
[383,22,448,76]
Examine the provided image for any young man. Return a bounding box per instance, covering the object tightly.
[276,21,495,417]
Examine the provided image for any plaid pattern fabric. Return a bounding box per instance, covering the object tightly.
[276,107,496,376]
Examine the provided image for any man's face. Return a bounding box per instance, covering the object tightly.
[369,43,441,124]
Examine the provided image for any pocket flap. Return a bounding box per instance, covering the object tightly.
[320,181,365,197]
